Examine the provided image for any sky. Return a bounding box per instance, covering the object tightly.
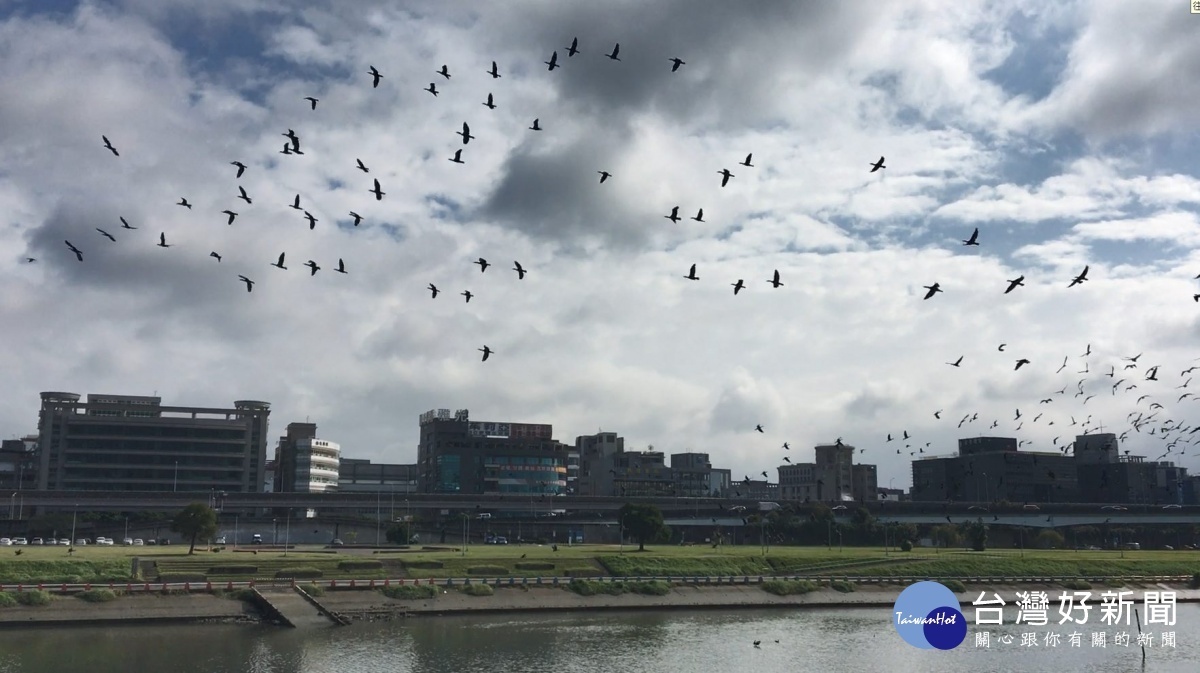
[3,0,1200,492]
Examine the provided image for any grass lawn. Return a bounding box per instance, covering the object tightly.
[0,544,1195,583]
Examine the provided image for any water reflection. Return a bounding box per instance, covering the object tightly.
[0,605,1195,673]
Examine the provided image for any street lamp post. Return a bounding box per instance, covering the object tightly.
[234,513,239,549]
[124,517,128,542]
[8,492,14,519]
[173,461,178,492]
[284,513,290,557]
[376,490,381,546]
[70,505,77,547]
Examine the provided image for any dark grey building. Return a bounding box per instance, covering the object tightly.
[338,458,419,494]
[35,392,270,492]
[416,408,567,495]
[911,436,1078,503]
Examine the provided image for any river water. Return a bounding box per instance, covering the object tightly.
[0,604,1196,672]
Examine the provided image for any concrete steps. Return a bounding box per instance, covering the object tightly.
[255,587,340,628]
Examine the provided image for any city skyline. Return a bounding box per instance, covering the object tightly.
[2,1,1200,491]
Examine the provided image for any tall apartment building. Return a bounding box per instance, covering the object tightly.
[670,452,714,498]
[272,422,341,493]
[0,436,37,491]
[417,408,567,494]
[35,392,270,492]
[576,432,624,496]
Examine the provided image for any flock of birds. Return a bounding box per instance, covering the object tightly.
[26,32,1200,495]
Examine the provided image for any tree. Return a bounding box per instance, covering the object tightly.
[618,503,670,551]
[930,524,961,549]
[966,518,988,551]
[170,503,218,555]
[1034,530,1065,549]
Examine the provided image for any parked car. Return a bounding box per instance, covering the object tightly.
[330,538,344,546]
[30,538,43,545]
[99,537,114,546]
[495,536,508,545]
[122,538,134,546]
[133,539,144,546]
[75,539,88,546]
[214,537,226,545]
[94,537,108,545]
[58,538,70,546]
[12,537,27,545]
[0,538,10,546]
[44,538,57,546]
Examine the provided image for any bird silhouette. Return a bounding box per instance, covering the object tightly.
[290,194,302,210]
[488,61,502,78]
[95,228,116,242]
[1015,358,1031,371]
[718,168,734,187]
[221,210,237,225]
[349,212,363,227]
[755,425,764,433]
[335,259,347,274]
[304,96,318,110]
[566,37,580,57]
[691,209,705,222]
[1004,276,1024,294]
[869,156,885,172]
[304,260,320,276]
[370,179,385,200]
[529,118,542,131]
[102,135,119,156]
[303,211,317,230]
[119,217,136,230]
[156,232,170,248]
[483,93,496,109]
[947,356,963,367]
[450,149,465,164]
[356,158,369,173]
[998,344,1006,351]
[544,51,559,71]
[437,64,450,79]
[684,264,699,281]
[177,198,192,209]
[606,43,621,61]
[64,240,83,262]
[597,171,611,183]
[962,228,979,246]
[230,161,246,178]
[732,279,745,295]
[425,82,438,96]
[669,57,685,72]
[922,283,942,299]
[237,186,252,205]
[271,253,287,270]
[767,270,783,288]
[462,290,473,303]
[1068,265,1089,287]
[513,261,526,279]
[458,122,474,145]
[238,275,254,292]
[740,153,754,167]
[479,346,493,361]
[210,252,222,262]
[665,206,681,223]
[428,283,439,298]
[475,258,490,273]
[367,66,383,88]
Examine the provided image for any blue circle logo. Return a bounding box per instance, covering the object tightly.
[893,581,967,650]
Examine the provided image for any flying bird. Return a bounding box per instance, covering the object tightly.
[597,171,611,183]
[101,135,120,156]
[869,156,886,172]
[119,217,136,230]
[210,252,221,262]
[488,61,501,78]
[367,66,383,88]
[669,57,685,72]
[1004,276,1025,294]
[732,279,745,295]
[462,290,473,303]
[335,259,347,274]
[177,198,192,209]
[475,258,490,273]
[237,186,252,204]
[767,270,783,288]
[290,194,302,210]
[566,37,580,57]
[665,206,681,223]
[512,261,526,279]
[718,168,734,187]
[64,240,83,262]
[458,122,474,144]
[304,260,320,276]
[479,346,493,362]
[237,275,254,292]
[303,211,317,230]
[922,283,943,299]
[437,64,450,79]
[450,149,465,164]
[271,253,287,270]
[962,228,980,246]
[947,356,963,367]
[1068,265,1089,287]
[684,264,699,281]
[370,179,385,200]
[998,344,1006,351]
[230,161,246,178]
[545,51,559,71]
[739,154,754,167]
[755,425,764,433]
[691,209,705,222]
[606,43,621,61]
[1015,358,1031,371]
[483,93,496,109]
[157,232,170,248]
[529,118,542,131]
[95,228,115,242]
[349,212,363,227]
[356,158,369,173]
[304,96,318,110]
[428,283,439,298]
